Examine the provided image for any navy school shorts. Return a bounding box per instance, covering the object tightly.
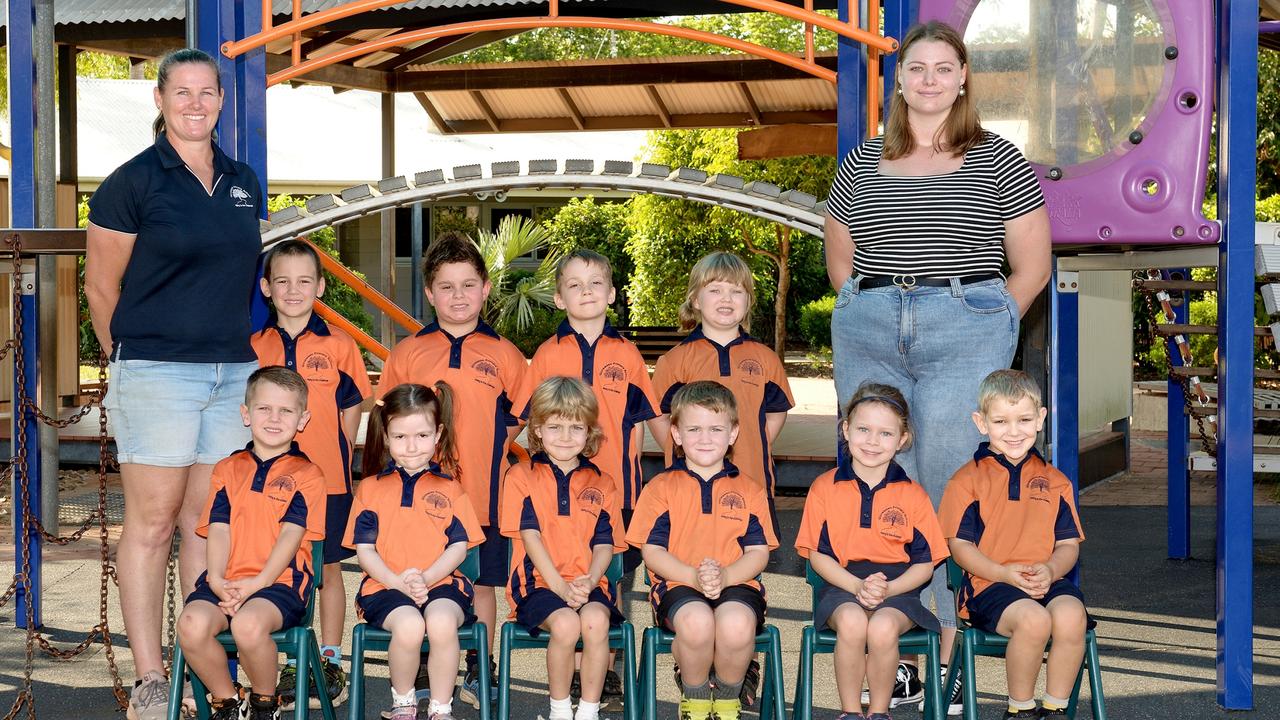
[356,583,476,630]
[965,579,1093,635]
[514,586,625,637]
[476,525,510,587]
[655,584,766,635]
[186,571,306,629]
[323,493,356,565]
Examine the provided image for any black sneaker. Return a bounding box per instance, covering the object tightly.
[922,664,963,716]
[863,662,923,708]
[1002,709,1039,719]
[570,670,582,699]
[246,692,280,720]
[208,690,244,720]
[277,664,299,710]
[320,660,349,708]
[1038,708,1069,719]
[601,669,625,710]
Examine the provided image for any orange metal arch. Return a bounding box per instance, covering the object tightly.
[261,16,851,86]
[225,0,897,60]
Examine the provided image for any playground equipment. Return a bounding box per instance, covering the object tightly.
[0,0,1264,713]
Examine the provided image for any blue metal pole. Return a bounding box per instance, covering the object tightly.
[7,0,43,630]
[1214,0,1256,709]
[1049,270,1079,584]
[880,0,916,115]
[1164,270,1191,560]
[836,0,868,159]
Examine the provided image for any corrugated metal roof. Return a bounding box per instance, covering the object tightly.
[8,0,542,27]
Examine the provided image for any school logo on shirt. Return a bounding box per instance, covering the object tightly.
[471,358,499,388]
[577,487,604,506]
[229,185,254,208]
[878,506,907,540]
[718,491,746,521]
[737,359,762,387]
[303,352,332,372]
[266,474,296,503]
[599,363,627,394]
[1026,476,1052,503]
[421,491,452,520]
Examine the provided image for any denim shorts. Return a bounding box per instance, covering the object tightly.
[104,358,255,467]
[830,275,1019,627]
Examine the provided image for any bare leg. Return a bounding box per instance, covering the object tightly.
[866,608,913,715]
[319,563,347,648]
[382,606,427,695]
[543,608,582,700]
[118,463,187,678]
[996,600,1052,702]
[229,598,286,695]
[830,604,869,714]
[474,585,497,662]
[1044,596,1088,699]
[670,603,715,687]
[177,463,214,596]
[176,602,233,698]
[424,598,465,704]
[578,603,612,703]
[709,602,756,685]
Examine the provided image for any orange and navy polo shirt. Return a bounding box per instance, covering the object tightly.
[499,452,627,614]
[938,443,1085,618]
[625,459,779,607]
[652,326,794,496]
[342,462,484,600]
[795,460,948,569]
[197,443,327,603]
[252,313,372,496]
[378,320,527,526]
[513,320,660,509]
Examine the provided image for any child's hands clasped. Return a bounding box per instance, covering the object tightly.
[697,558,723,600]
[856,572,888,609]
[569,575,594,609]
[398,567,430,604]
[219,575,268,616]
[1005,563,1050,599]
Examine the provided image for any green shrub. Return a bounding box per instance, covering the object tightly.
[798,294,836,349]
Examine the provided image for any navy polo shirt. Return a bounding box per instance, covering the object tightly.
[88,132,262,363]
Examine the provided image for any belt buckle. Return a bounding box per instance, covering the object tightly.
[892,274,917,290]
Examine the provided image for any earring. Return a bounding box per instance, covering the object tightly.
[896,87,903,95]
[959,85,966,96]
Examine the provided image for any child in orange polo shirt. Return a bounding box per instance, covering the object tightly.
[252,239,372,709]
[176,366,326,720]
[344,383,484,720]
[651,252,793,536]
[939,370,1089,720]
[378,233,526,704]
[501,376,626,720]
[626,381,778,720]
[795,382,948,720]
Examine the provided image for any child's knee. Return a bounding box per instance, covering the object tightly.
[673,605,715,643]
[830,605,868,641]
[424,604,462,639]
[546,610,582,641]
[579,605,610,638]
[177,608,216,643]
[713,606,757,644]
[866,616,901,652]
[1008,603,1052,640]
[229,611,273,642]
[1049,599,1088,638]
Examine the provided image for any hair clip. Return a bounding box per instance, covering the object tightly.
[374,399,385,406]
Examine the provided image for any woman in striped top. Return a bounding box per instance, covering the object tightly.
[823,21,1051,711]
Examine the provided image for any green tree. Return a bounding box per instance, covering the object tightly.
[473,214,562,337]
[543,197,634,322]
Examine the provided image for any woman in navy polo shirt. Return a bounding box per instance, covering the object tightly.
[84,48,263,719]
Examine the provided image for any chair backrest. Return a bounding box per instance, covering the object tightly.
[804,561,825,617]
[459,546,481,582]
[945,557,963,593]
[301,540,324,628]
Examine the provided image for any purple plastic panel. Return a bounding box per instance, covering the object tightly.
[916,0,1218,245]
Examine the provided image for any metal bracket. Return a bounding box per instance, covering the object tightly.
[17,260,36,295]
[1056,270,1080,294]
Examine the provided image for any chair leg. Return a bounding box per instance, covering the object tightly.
[1086,631,1106,720]
[640,628,658,720]
[348,629,366,720]
[622,623,639,720]
[960,635,980,720]
[306,631,338,720]
[190,663,211,719]
[926,632,946,720]
[793,626,813,720]
[497,623,514,720]
[166,647,188,720]
[293,634,312,720]
[765,626,786,720]
[474,622,492,720]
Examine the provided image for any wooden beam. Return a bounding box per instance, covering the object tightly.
[737,123,837,159]
[438,110,836,134]
[645,85,672,128]
[414,92,454,134]
[737,82,763,126]
[470,90,501,132]
[397,54,838,93]
[557,88,586,131]
[375,30,524,72]
[265,52,390,92]
[299,28,362,58]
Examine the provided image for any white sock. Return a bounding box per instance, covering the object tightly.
[574,699,601,720]
[391,687,416,707]
[1008,696,1036,711]
[549,696,573,720]
[429,698,453,716]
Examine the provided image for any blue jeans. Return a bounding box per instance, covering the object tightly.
[831,275,1020,627]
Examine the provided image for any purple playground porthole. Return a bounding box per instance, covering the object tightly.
[916,0,1217,246]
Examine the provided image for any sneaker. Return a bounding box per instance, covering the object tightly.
[1038,708,1069,719]
[600,669,625,710]
[386,703,417,720]
[866,714,893,720]
[863,663,922,708]
[457,659,498,708]
[127,670,170,720]
[208,694,245,720]
[246,693,281,720]
[738,659,761,708]
[427,710,454,720]
[570,669,582,699]
[678,696,713,720]
[319,660,349,708]
[277,664,299,711]
[836,714,866,720]
[1002,709,1039,719]
[921,665,964,716]
[710,696,741,720]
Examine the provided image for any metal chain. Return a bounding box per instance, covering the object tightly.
[164,531,180,675]
[1134,271,1217,456]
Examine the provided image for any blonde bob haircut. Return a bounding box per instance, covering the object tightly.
[883,21,985,160]
[976,369,1044,415]
[526,376,605,458]
[678,252,756,332]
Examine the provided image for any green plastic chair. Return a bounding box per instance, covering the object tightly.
[636,566,785,720]
[945,559,1106,719]
[166,540,336,720]
[792,560,944,720]
[347,548,492,720]
[496,552,638,720]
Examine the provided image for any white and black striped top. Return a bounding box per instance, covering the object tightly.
[826,132,1045,278]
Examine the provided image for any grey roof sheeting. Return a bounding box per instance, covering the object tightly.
[6,0,542,28]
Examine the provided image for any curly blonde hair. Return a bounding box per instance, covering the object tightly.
[526,376,605,458]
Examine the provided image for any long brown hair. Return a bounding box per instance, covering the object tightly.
[362,382,459,480]
[153,48,222,140]
[882,21,984,160]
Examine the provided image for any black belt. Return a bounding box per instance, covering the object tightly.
[858,273,1002,290]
